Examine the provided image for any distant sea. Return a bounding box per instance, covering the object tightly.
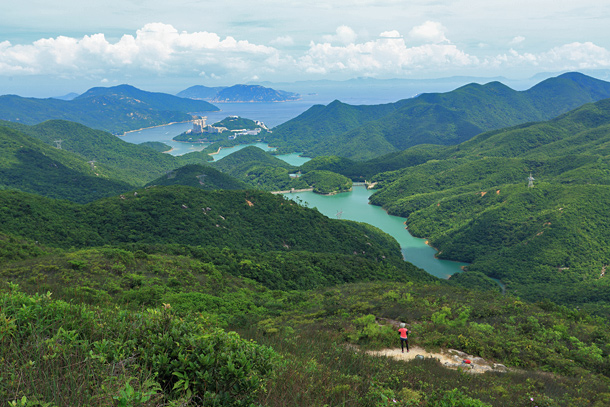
[195,87,418,128]
[120,92,398,155]
[120,78,510,155]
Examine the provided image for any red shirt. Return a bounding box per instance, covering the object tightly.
[398,327,408,339]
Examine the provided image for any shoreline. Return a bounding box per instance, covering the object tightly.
[119,119,196,136]
[286,185,470,280]
[271,188,314,194]
[207,142,276,160]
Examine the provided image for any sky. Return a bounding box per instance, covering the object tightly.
[1,0,610,96]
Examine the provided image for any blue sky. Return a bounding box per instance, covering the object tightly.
[1,0,609,96]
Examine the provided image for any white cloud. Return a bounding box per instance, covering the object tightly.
[408,21,449,44]
[0,23,281,78]
[485,41,610,71]
[542,42,610,68]
[380,30,402,39]
[1,22,610,83]
[301,28,477,76]
[322,26,358,45]
[270,36,295,46]
[509,36,526,46]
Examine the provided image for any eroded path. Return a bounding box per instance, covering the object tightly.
[366,346,509,374]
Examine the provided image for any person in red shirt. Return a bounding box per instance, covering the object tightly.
[398,323,409,353]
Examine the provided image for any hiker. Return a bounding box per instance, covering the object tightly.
[398,323,409,353]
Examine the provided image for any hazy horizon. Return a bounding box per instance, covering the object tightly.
[2,1,609,97]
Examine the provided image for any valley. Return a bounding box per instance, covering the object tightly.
[2,72,610,406]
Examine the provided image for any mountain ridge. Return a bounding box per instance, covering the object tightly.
[268,72,610,160]
[0,84,219,134]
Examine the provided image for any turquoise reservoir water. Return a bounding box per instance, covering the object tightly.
[210,143,276,160]
[120,123,464,279]
[120,123,310,165]
[273,152,311,167]
[285,187,467,279]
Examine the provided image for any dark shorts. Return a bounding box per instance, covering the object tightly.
[400,337,408,342]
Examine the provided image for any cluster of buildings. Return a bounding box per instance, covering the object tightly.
[189,117,228,134]
[187,116,267,141]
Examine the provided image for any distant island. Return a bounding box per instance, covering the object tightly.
[177,84,300,103]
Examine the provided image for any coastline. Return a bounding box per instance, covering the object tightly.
[271,188,314,194]
[208,147,223,156]
[119,119,195,136]
[207,142,276,160]
[211,98,302,104]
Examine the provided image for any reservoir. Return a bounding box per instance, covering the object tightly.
[285,187,468,279]
[121,120,467,280]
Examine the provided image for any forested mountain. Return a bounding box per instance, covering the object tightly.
[0,125,132,203]
[268,99,409,154]
[213,146,294,173]
[351,97,610,313]
[5,74,610,406]
[0,186,403,263]
[268,72,610,160]
[75,84,218,114]
[0,120,182,187]
[146,164,249,190]
[211,146,302,191]
[0,84,218,134]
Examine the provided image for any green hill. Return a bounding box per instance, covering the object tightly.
[0,125,133,202]
[0,120,184,187]
[139,141,172,152]
[75,84,218,113]
[0,186,403,263]
[211,146,304,191]
[268,99,407,155]
[1,245,609,406]
[269,72,610,160]
[0,84,219,134]
[299,170,352,194]
[146,164,249,190]
[357,97,610,313]
[213,146,293,172]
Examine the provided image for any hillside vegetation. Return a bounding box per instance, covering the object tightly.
[0,186,403,265]
[351,98,610,315]
[268,73,610,160]
[2,247,610,406]
[4,73,610,406]
[0,125,133,203]
[0,120,181,187]
[0,84,218,134]
[146,164,249,190]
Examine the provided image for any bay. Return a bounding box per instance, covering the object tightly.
[119,120,311,165]
[117,101,466,280]
[285,186,467,279]
[119,122,209,156]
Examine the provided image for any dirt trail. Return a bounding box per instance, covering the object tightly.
[366,346,508,374]
[367,346,454,364]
